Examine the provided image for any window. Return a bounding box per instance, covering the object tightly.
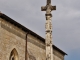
[9,48,18,60]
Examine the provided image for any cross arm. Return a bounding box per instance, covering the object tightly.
[41,6,46,11]
[51,6,56,10]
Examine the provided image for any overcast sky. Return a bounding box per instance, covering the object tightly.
[0,0,80,60]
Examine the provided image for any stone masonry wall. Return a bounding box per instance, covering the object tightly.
[53,49,64,60]
[0,18,46,60]
[27,34,46,60]
[0,18,26,60]
[0,18,65,60]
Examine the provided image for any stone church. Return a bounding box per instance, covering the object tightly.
[0,12,67,60]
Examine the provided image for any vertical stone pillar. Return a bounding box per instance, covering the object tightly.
[45,14,53,60]
[41,0,56,60]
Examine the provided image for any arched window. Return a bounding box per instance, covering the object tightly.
[9,48,19,60]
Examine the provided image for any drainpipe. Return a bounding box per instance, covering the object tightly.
[25,32,29,60]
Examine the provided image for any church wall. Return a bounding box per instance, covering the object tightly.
[54,55,62,60]
[0,17,65,60]
[0,18,46,60]
[53,49,64,60]
[27,34,46,60]
[0,18,26,60]
[27,34,64,60]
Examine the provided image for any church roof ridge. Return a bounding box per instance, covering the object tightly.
[0,12,67,55]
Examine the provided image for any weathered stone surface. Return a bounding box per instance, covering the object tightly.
[0,19,25,60]
[0,18,65,60]
[41,0,56,60]
[1,19,26,39]
[53,49,64,60]
[0,18,46,60]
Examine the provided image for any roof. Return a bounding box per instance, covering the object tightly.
[52,45,67,55]
[0,12,67,55]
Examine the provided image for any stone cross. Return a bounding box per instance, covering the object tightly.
[41,0,56,60]
[41,0,56,15]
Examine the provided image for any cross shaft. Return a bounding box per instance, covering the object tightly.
[41,0,56,60]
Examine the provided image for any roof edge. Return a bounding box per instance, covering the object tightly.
[0,12,45,43]
[0,12,67,55]
[53,45,67,55]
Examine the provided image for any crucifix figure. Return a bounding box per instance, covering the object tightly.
[41,0,56,60]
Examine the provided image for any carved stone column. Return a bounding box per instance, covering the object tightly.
[41,0,56,60]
